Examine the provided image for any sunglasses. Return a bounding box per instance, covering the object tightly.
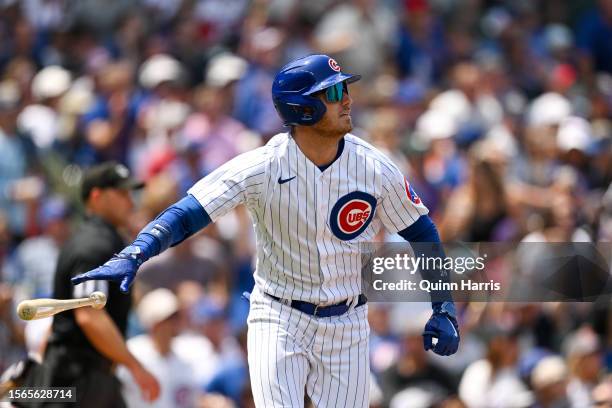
[322,82,349,103]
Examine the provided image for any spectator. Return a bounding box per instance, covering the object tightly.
[0,80,31,238]
[411,108,466,211]
[13,196,71,300]
[379,312,457,407]
[204,328,249,405]
[174,297,242,389]
[395,0,447,83]
[17,65,72,150]
[190,0,250,47]
[135,53,190,170]
[314,0,396,81]
[0,282,25,374]
[530,356,570,408]
[117,288,198,408]
[20,0,68,32]
[233,27,285,138]
[439,145,513,241]
[178,53,259,176]
[576,0,612,78]
[79,61,145,165]
[564,326,603,407]
[459,325,532,408]
[592,375,612,407]
[369,304,400,375]
[67,0,137,37]
[430,61,504,147]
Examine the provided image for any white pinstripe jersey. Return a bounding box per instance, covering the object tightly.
[188,132,428,304]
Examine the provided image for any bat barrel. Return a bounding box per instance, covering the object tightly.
[16,302,38,321]
[16,291,107,320]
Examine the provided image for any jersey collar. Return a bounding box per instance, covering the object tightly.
[288,133,347,174]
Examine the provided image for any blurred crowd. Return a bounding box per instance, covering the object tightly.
[0,0,611,407]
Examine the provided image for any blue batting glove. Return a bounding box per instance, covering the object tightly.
[423,301,460,356]
[71,246,145,293]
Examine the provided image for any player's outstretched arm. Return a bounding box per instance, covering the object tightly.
[398,215,460,356]
[71,194,211,292]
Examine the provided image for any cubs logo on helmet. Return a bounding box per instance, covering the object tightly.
[328,58,341,72]
[329,191,377,240]
[404,178,421,204]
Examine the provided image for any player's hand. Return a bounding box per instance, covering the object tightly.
[423,301,460,356]
[129,362,160,402]
[71,245,144,293]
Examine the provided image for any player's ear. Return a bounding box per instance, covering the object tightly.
[86,188,101,203]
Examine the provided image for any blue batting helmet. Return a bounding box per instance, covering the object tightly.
[271,54,361,126]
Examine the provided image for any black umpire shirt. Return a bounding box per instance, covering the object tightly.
[49,215,131,361]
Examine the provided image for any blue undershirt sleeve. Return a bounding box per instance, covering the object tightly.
[127,194,212,263]
[397,214,439,242]
[398,215,452,305]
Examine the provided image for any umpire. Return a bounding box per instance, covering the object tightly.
[37,162,159,407]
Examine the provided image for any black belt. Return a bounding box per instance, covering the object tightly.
[266,293,367,317]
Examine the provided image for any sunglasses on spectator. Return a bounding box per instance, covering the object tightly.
[320,82,348,103]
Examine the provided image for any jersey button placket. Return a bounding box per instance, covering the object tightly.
[313,176,324,238]
[314,176,328,294]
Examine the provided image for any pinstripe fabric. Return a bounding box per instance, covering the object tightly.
[187,132,428,407]
[187,133,428,304]
[248,286,369,408]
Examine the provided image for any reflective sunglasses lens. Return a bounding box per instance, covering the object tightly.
[325,82,344,103]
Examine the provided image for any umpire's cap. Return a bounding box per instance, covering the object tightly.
[81,161,144,201]
[271,54,361,126]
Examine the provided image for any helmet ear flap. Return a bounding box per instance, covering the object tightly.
[273,94,326,126]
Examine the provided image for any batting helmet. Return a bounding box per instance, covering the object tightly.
[271,54,361,126]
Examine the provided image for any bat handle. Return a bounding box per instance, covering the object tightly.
[88,291,107,309]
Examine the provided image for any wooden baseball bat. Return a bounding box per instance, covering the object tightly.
[16,291,107,321]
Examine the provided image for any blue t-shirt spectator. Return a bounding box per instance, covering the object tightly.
[576,8,612,73]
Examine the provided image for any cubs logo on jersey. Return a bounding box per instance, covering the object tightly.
[404,178,421,205]
[329,191,377,241]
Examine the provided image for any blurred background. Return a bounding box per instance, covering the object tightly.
[0,0,611,407]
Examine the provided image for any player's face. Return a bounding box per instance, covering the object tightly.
[100,188,134,227]
[313,81,353,137]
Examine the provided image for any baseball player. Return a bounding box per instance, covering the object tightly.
[72,54,460,407]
